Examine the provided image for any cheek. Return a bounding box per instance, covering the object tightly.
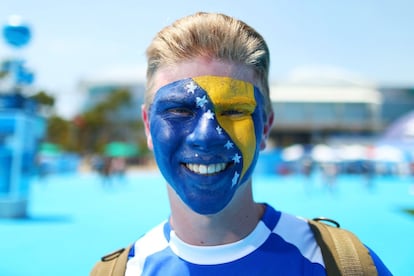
[225,118,256,149]
[150,116,194,155]
[149,117,176,148]
[217,116,257,178]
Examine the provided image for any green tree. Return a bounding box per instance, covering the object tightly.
[0,60,10,80]
[46,115,77,151]
[29,90,77,151]
[30,90,55,106]
[74,89,135,154]
[29,90,55,116]
[0,71,7,79]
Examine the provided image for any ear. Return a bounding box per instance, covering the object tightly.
[260,111,274,150]
[141,104,153,151]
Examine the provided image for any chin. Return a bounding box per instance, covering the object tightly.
[186,194,233,215]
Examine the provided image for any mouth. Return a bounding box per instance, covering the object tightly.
[184,162,231,175]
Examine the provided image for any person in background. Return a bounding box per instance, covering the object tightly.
[92,12,391,275]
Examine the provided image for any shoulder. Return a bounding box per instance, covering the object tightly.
[132,220,169,256]
[268,206,316,247]
[126,221,170,274]
[263,205,324,266]
[366,246,393,275]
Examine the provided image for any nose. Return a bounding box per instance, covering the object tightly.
[186,112,226,151]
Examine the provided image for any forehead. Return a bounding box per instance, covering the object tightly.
[149,58,257,96]
[154,76,257,104]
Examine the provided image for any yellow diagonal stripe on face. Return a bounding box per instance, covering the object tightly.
[193,76,256,179]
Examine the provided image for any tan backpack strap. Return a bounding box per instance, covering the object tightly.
[309,218,378,276]
[90,245,132,276]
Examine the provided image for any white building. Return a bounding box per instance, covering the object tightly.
[78,67,146,119]
[269,67,382,145]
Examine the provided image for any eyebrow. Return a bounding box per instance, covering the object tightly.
[213,95,256,106]
[213,96,256,114]
[154,92,197,109]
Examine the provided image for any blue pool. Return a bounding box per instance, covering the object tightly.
[0,170,413,275]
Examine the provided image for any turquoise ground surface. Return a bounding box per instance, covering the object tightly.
[1,170,413,275]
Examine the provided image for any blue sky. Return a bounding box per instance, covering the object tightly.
[1,0,413,118]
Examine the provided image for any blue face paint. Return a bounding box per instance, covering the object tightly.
[149,76,265,214]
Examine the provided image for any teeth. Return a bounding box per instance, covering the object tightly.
[186,163,227,175]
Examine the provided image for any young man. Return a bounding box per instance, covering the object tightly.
[92,12,391,275]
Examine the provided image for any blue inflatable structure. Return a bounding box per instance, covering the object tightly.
[0,15,46,217]
[0,94,45,217]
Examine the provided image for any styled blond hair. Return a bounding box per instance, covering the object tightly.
[146,12,271,114]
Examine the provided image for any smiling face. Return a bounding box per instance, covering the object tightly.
[143,59,267,214]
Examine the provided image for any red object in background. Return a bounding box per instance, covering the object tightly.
[73,115,85,128]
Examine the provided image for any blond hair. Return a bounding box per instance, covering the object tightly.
[146,12,271,114]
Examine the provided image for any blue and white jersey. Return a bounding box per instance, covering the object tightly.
[125,204,390,275]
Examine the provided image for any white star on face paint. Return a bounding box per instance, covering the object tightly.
[216,126,223,134]
[232,153,242,163]
[196,95,208,108]
[185,81,197,94]
[224,140,234,149]
[205,109,215,120]
[232,171,240,187]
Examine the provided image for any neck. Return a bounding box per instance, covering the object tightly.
[167,181,264,246]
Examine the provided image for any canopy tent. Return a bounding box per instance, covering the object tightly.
[336,144,368,162]
[381,110,414,143]
[38,142,62,156]
[311,144,339,163]
[378,110,414,160]
[370,145,405,163]
[281,144,304,162]
[104,142,139,158]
